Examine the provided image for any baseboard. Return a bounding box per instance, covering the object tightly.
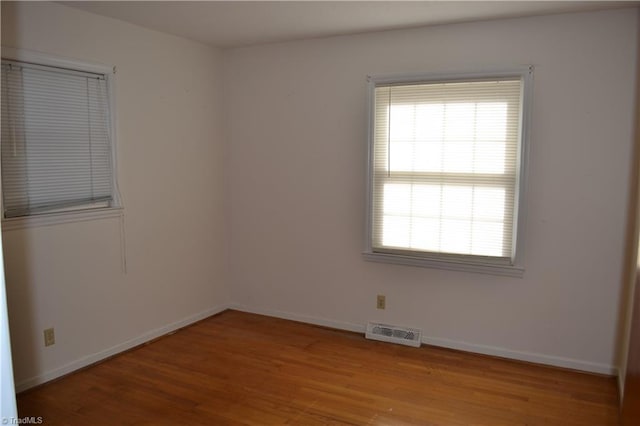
[228,304,365,334]
[421,335,617,376]
[230,303,617,376]
[15,303,618,392]
[15,304,228,393]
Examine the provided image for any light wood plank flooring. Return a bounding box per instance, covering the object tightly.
[17,310,619,425]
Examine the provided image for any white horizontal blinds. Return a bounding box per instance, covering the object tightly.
[1,61,113,218]
[372,78,522,260]
[1,63,29,215]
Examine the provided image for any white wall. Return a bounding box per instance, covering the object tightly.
[1,2,228,390]
[2,2,637,392]
[225,8,638,373]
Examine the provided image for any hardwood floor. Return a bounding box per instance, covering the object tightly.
[18,310,619,425]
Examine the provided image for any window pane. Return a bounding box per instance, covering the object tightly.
[444,103,474,141]
[474,141,506,174]
[411,184,441,218]
[473,188,505,221]
[389,142,414,172]
[441,219,471,254]
[443,141,473,173]
[382,215,410,248]
[377,184,508,257]
[471,221,504,256]
[414,140,442,172]
[415,104,444,141]
[390,105,413,142]
[383,184,411,216]
[442,186,472,220]
[411,218,440,251]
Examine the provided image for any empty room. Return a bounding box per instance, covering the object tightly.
[1,1,640,424]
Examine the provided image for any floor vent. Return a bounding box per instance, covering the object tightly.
[365,322,422,348]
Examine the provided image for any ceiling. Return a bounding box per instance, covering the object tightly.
[61,1,637,48]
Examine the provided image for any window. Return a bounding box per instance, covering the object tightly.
[364,69,532,276]
[1,52,119,225]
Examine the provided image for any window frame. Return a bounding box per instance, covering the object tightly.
[0,47,122,231]
[363,68,533,277]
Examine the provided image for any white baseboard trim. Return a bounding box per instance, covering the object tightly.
[15,305,228,393]
[228,303,365,334]
[230,303,617,376]
[16,303,618,393]
[421,335,617,376]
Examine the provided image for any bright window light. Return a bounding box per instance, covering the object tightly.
[368,74,527,266]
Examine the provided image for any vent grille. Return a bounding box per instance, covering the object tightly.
[365,322,422,348]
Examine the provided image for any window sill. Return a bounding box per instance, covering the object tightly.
[362,251,524,278]
[2,207,123,231]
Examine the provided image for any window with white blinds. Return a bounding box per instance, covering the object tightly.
[365,69,531,275]
[1,59,116,218]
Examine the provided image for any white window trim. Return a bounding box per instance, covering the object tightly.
[0,47,122,231]
[363,67,533,278]
[2,207,124,232]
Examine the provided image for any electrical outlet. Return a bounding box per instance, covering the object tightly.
[44,328,55,347]
[377,294,386,310]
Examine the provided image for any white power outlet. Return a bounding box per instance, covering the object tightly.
[44,328,55,346]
